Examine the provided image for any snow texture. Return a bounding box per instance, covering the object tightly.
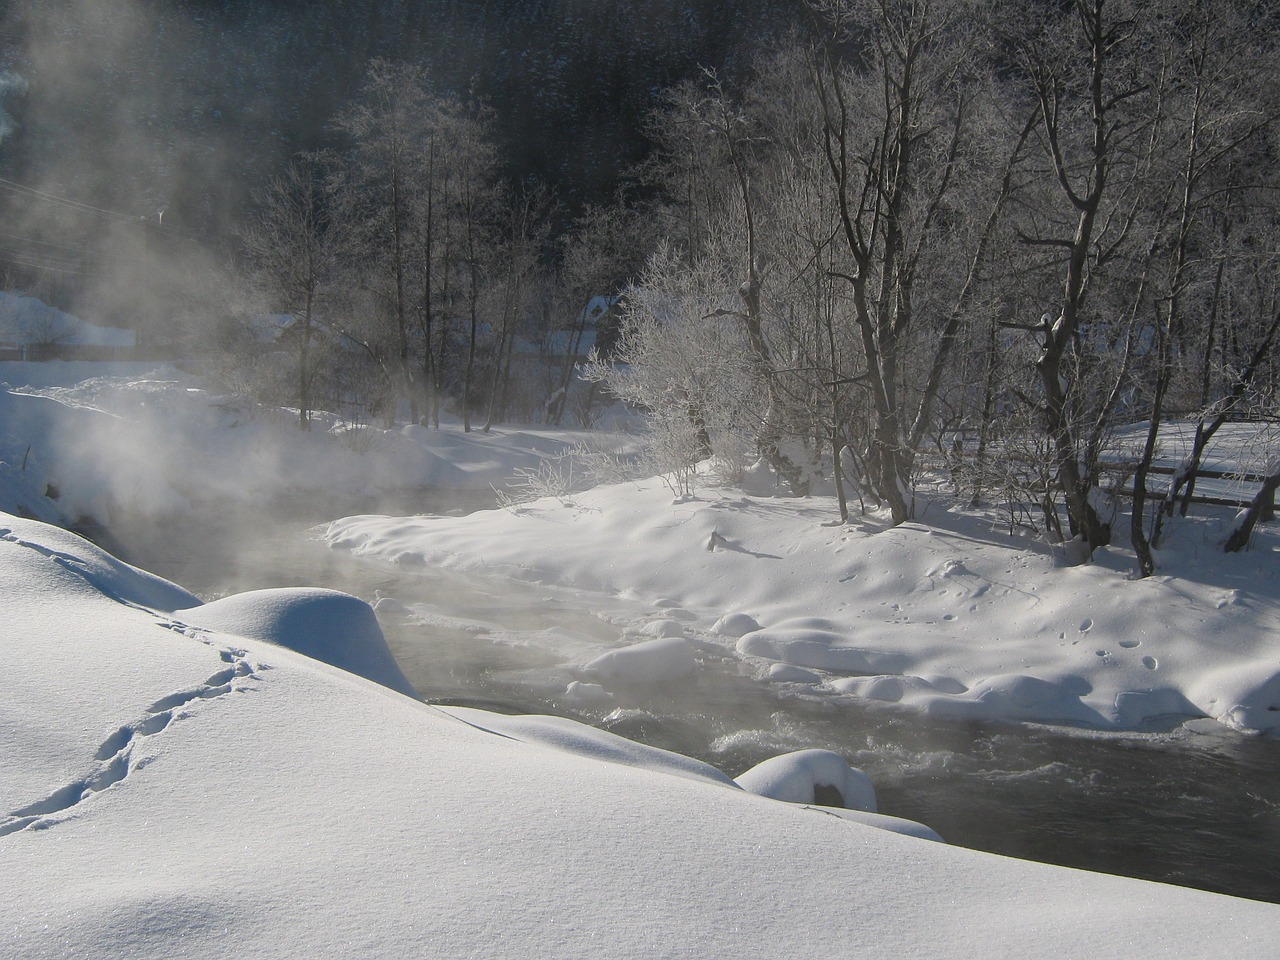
[2,513,1278,959]
[735,748,878,813]
[326,472,1280,735]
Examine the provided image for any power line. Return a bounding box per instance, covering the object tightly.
[0,246,86,269]
[0,252,100,277]
[0,176,148,226]
[0,230,96,255]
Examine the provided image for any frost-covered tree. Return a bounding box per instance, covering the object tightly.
[333,59,434,423]
[239,153,342,430]
[583,244,768,492]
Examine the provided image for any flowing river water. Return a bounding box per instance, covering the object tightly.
[99,491,1280,905]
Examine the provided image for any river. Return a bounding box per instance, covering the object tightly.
[100,491,1280,905]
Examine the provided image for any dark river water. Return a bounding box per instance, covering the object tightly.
[99,491,1280,905]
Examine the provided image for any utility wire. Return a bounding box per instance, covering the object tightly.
[0,248,91,269]
[0,176,150,226]
[0,252,100,277]
[0,230,96,254]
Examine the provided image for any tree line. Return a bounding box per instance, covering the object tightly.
[579,0,1279,571]
[233,58,651,437]
[236,0,1279,570]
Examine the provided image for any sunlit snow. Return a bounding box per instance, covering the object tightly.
[2,360,1280,956]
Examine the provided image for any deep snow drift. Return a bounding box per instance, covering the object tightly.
[3,511,1279,959]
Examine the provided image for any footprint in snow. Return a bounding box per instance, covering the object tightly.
[0,649,258,838]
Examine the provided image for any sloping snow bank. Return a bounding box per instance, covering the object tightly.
[4,511,1279,959]
[324,475,1280,734]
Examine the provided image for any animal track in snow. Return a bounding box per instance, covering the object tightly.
[0,651,258,838]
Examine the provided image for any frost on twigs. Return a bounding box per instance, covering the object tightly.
[493,456,578,511]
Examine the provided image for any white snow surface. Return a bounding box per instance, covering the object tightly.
[734,748,879,813]
[4,512,1279,958]
[3,361,1278,737]
[325,475,1280,735]
[0,293,135,348]
[174,587,418,698]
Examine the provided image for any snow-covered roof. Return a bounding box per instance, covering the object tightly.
[0,291,135,348]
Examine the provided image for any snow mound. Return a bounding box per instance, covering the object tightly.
[175,588,417,698]
[711,612,762,637]
[563,681,615,705]
[766,663,823,684]
[737,623,909,675]
[735,748,877,813]
[919,673,1104,726]
[0,514,199,612]
[833,671,1107,726]
[1188,660,1280,734]
[832,673,954,703]
[441,707,738,788]
[582,635,697,684]
[637,618,685,638]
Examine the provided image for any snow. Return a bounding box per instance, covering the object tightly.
[4,361,1280,954]
[3,511,1279,958]
[173,587,418,698]
[735,748,879,812]
[582,634,697,683]
[3,360,1278,738]
[325,473,1280,736]
[0,293,135,349]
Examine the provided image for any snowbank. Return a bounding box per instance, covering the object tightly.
[0,293,135,349]
[325,475,1280,735]
[582,634,697,684]
[4,511,1279,959]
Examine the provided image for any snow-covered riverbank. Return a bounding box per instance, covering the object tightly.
[325,473,1280,735]
[4,511,1279,958]
[4,360,1279,737]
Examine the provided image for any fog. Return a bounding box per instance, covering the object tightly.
[0,0,280,342]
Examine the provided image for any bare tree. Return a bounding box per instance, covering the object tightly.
[483,182,554,432]
[335,59,433,424]
[239,153,340,430]
[1125,0,1280,574]
[810,0,989,523]
[1002,0,1159,553]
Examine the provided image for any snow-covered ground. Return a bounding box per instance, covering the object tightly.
[4,359,1278,738]
[4,512,1280,958]
[3,359,1280,954]
[326,472,1280,736]
[0,292,135,352]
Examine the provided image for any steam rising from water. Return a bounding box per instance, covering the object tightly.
[0,71,27,144]
[0,0,257,338]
